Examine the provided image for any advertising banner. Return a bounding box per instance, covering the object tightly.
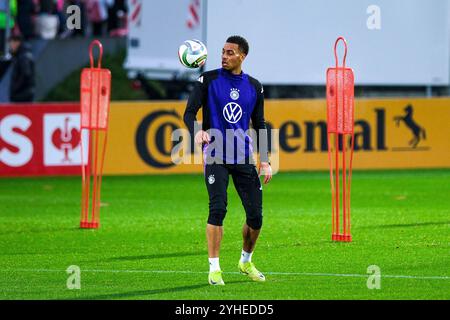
[0,104,88,176]
[102,98,450,174]
[1,98,449,176]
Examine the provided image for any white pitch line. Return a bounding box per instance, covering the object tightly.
[5,269,450,280]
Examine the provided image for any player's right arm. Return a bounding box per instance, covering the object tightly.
[183,75,210,144]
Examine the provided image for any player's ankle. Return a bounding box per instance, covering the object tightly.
[240,250,253,263]
[209,257,221,272]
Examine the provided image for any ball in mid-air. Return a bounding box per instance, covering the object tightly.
[178,39,207,69]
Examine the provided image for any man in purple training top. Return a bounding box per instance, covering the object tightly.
[184,35,272,285]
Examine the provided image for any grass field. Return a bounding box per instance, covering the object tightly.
[0,170,449,300]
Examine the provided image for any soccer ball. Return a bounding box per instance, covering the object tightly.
[178,39,207,69]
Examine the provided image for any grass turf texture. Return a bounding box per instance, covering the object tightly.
[0,170,449,300]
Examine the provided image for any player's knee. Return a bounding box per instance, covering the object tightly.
[208,209,226,226]
[208,198,227,226]
[246,209,263,230]
[246,216,262,230]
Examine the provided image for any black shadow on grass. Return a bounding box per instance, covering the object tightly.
[96,251,208,262]
[74,280,248,300]
[360,221,450,229]
[0,227,81,236]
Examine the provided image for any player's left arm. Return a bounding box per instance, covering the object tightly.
[251,81,272,184]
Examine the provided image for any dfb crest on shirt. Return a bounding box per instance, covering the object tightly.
[223,102,242,124]
[230,88,240,100]
[208,174,215,184]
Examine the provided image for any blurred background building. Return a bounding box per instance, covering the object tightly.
[0,0,449,103]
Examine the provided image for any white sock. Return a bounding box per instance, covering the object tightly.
[240,250,253,263]
[209,257,221,272]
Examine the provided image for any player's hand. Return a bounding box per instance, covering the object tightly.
[194,130,210,145]
[258,162,272,184]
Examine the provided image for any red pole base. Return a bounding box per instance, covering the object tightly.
[80,221,99,229]
[332,234,352,242]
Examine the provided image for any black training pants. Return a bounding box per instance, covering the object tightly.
[204,163,263,230]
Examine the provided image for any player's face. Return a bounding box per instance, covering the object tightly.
[8,40,20,54]
[222,43,245,71]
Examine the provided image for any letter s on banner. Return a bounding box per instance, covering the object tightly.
[0,115,33,167]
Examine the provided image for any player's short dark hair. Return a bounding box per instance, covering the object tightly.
[226,35,249,56]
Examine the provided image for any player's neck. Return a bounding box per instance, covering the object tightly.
[229,66,242,75]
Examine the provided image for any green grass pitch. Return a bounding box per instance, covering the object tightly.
[0,169,449,300]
